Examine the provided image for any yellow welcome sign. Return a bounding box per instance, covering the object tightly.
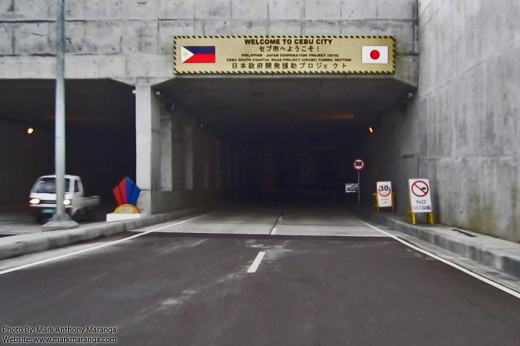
[174,36,395,74]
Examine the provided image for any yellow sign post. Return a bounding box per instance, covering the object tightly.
[174,36,395,74]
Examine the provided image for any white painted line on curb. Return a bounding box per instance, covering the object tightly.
[271,227,278,235]
[247,251,266,273]
[349,213,520,299]
[0,209,223,277]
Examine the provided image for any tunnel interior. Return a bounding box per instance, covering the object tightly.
[155,76,415,202]
[0,76,415,212]
[0,79,135,211]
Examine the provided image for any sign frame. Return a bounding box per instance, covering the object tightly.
[408,179,433,213]
[376,181,393,208]
[173,35,396,75]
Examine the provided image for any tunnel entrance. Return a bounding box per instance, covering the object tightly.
[0,79,135,211]
[153,76,415,203]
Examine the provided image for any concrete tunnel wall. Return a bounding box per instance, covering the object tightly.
[0,0,418,215]
[0,0,417,84]
[367,1,520,242]
[135,85,244,214]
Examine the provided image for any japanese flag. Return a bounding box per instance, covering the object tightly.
[362,46,389,64]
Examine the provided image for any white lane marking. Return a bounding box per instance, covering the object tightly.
[348,213,520,299]
[0,209,223,276]
[271,227,278,235]
[247,251,266,273]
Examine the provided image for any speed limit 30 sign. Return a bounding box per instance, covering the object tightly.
[376,181,392,207]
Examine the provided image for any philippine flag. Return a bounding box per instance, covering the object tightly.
[181,46,216,63]
[361,46,389,64]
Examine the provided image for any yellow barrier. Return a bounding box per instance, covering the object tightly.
[373,192,396,213]
[407,204,434,225]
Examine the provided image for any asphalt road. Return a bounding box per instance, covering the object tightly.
[1,203,519,346]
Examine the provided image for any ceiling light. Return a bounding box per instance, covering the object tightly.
[27,127,35,135]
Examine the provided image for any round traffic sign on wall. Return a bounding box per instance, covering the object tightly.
[353,159,365,170]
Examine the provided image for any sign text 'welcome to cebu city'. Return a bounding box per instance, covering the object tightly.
[174,36,395,74]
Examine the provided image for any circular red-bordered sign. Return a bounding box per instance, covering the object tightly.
[353,159,365,170]
[411,180,429,197]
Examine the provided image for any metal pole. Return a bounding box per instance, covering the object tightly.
[54,0,66,221]
[43,0,77,230]
[357,170,361,205]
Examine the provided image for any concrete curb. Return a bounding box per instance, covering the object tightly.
[0,207,205,261]
[358,207,520,279]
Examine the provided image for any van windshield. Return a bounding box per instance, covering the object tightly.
[32,178,70,193]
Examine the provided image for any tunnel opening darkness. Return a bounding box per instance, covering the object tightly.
[0,79,135,212]
[156,76,414,204]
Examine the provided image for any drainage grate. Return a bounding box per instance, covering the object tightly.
[452,228,477,237]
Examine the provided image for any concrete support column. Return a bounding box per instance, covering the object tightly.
[215,140,222,190]
[184,124,194,191]
[208,136,217,190]
[220,143,229,189]
[171,117,186,191]
[160,114,173,191]
[201,132,209,189]
[135,84,161,214]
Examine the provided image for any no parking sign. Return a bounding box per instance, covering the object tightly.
[408,179,432,213]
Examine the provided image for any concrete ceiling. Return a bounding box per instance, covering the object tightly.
[0,79,135,132]
[0,77,415,151]
[157,76,415,150]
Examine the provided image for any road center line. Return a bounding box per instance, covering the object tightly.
[247,251,266,273]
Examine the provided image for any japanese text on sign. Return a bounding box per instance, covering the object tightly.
[174,36,395,74]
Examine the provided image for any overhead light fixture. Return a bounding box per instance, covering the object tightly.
[27,127,35,135]
[368,126,374,134]
[309,114,355,121]
[327,114,355,120]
